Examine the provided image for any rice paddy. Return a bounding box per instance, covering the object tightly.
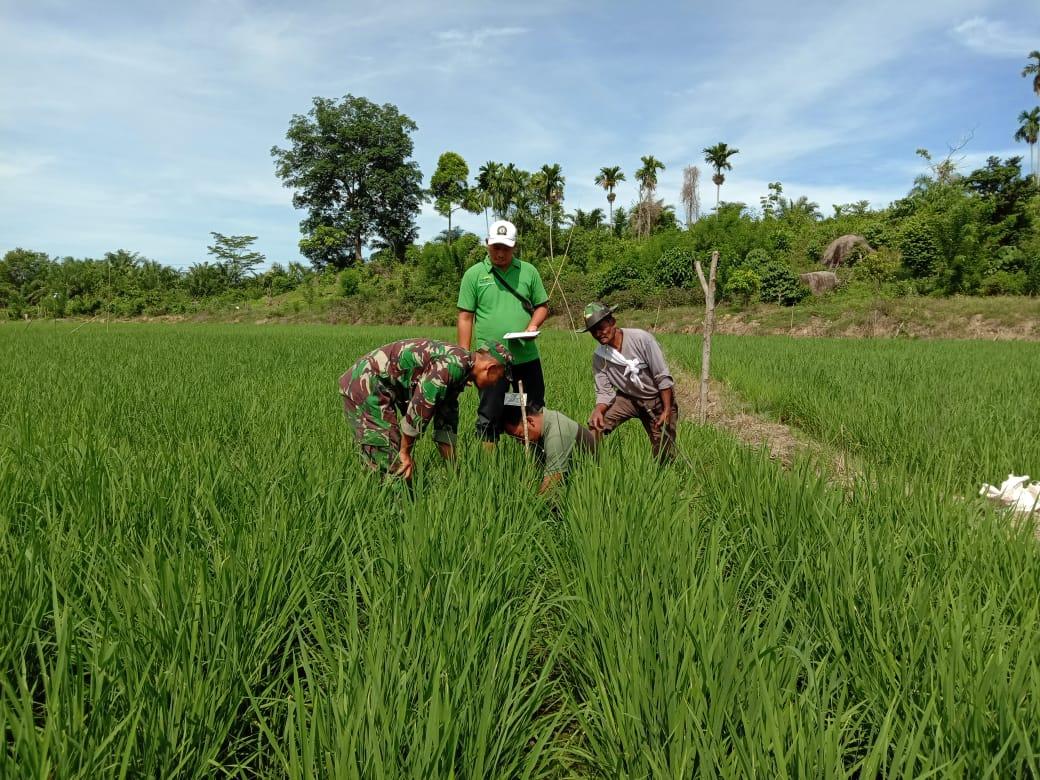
[2,323,1040,777]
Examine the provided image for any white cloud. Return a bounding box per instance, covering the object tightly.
[952,16,1040,57]
[436,26,529,47]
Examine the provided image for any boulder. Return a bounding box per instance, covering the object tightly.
[822,234,873,268]
[799,271,839,295]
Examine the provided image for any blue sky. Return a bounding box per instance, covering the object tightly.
[1,0,1038,268]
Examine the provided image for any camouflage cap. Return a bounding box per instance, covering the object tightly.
[576,302,616,333]
[477,340,514,366]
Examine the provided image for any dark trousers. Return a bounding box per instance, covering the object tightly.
[476,359,545,442]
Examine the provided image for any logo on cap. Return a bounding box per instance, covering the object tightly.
[497,225,507,235]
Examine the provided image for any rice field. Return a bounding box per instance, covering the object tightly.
[2,323,1040,777]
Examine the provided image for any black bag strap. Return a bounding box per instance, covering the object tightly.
[489,266,535,314]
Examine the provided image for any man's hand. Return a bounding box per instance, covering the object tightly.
[437,441,455,462]
[393,450,415,481]
[653,387,674,432]
[588,405,608,431]
[653,408,671,432]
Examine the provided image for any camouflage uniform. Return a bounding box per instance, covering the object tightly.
[338,339,474,474]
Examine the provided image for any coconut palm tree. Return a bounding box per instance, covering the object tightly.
[536,163,565,258]
[594,165,626,222]
[634,156,665,198]
[475,161,501,229]
[703,143,739,208]
[1014,107,1040,185]
[1023,51,1040,98]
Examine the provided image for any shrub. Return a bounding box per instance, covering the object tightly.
[652,246,695,289]
[854,247,901,285]
[759,262,809,306]
[979,270,1027,296]
[726,269,761,306]
[339,268,360,297]
[899,218,941,278]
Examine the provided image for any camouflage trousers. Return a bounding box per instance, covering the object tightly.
[339,372,403,475]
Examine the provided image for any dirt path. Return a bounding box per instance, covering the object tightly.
[669,362,857,486]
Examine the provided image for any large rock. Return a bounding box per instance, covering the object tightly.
[799,271,839,295]
[822,234,873,268]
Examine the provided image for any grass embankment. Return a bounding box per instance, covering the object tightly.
[2,325,1040,775]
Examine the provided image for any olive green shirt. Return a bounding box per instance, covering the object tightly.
[541,409,580,476]
[457,256,548,365]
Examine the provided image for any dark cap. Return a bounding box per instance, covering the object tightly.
[576,302,616,333]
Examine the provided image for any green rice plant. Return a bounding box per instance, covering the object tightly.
[2,323,1040,777]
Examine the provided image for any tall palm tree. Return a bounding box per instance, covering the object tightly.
[703,142,740,208]
[594,165,626,222]
[537,163,565,259]
[1015,107,1040,186]
[1023,51,1040,98]
[634,156,665,198]
[475,161,501,229]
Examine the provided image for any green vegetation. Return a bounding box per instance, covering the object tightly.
[6,51,1040,325]
[3,324,1040,775]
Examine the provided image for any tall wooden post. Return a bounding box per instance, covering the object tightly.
[694,251,719,424]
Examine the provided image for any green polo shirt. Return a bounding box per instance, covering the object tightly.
[457,256,548,365]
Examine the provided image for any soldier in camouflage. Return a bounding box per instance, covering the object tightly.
[339,338,512,481]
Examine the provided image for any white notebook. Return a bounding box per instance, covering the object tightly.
[503,330,540,340]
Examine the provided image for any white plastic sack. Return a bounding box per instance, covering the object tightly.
[979,474,1040,514]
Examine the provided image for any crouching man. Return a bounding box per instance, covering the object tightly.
[501,405,597,493]
[579,302,677,462]
[339,338,512,481]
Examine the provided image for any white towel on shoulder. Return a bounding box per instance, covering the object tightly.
[595,344,647,391]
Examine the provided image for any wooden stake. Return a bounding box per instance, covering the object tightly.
[518,379,530,452]
[694,250,719,425]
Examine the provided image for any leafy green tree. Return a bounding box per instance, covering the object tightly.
[727,269,761,306]
[271,94,423,269]
[1023,50,1040,98]
[430,152,474,243]
[1014,108,1040,186]
[759,262,808,305]
[703,143,739,208]
[207,233,265,284]
[594,166,626,222]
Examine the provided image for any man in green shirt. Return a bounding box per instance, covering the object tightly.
[501,405,598,493]
[457,219,550,444]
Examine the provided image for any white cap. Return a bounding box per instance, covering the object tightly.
[487,219,517,247]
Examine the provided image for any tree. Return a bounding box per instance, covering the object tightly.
[207,233,265,284]
[632,156,666,238]
[1023,50,1040,98]
[567,208,605,230]
[535,163,565,258]
[475,161,502,227]
[681,165,701,225]
[1014,107,1040,186]
[594,166,626,222]
[635,156,665,199]
[703,143,739,208]
[271,94,423,269]
[430,152,474,244]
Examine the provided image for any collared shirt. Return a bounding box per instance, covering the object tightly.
[592,328,674,405]
[340,338,472,445]
[540,409,580,476]
[457,256,549,365]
